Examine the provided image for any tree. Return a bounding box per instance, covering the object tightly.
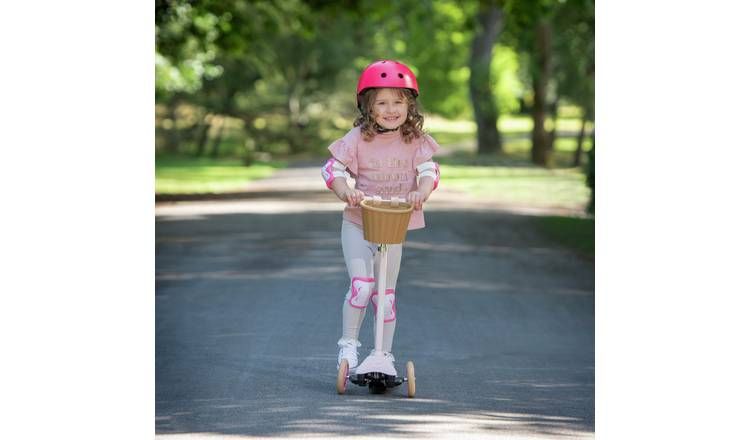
[157,0,368,158]
[553,0,594,167]
[156,0,583,162]
[469,0,504,154]
[530,15,553,166]
[156,0,230,153]
[504,0,594,167]
[586,133,594,215]
[505,0,560,167]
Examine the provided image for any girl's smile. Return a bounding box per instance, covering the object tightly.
[372,88,408,130]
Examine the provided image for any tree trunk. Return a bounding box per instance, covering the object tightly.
[163,97,181,154]
[547,96,560,155]
[287,93,305,155]
[469,0,503,155]
[573,113,588,167]
[531,20,552,166]
[586,130,595,215]
[209,117,225,158]
[194,114,214,157]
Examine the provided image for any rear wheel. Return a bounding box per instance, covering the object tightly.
[369,381,387,394]
[406,361,416,398]
[336,359,349,395]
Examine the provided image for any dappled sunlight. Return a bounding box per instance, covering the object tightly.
[156,199,344,216]
[157,209,593,439]
[359,411,589,438]
[156,265,341,281]
[156,0,596,434]
[410,278,590,296]
[157,231,338,246]
[156,396,594,439]
[407,239,559,256]
[416,278,512,293]
[156,231,269,243]
[155,197,583,218]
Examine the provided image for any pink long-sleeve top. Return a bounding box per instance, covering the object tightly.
[327,126,440,230]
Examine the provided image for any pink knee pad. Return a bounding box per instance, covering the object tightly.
[370,289,396,322]
[348,277,375,309]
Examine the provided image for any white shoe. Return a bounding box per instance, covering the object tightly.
[355,349,398,376]
[381,350,395,365]
[366,349,395,364]
[337,338,361,370]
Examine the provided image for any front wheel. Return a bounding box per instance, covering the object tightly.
[336,359,349,395]
[406,361,416,398]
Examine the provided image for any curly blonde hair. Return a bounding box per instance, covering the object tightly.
[354,88,425,143]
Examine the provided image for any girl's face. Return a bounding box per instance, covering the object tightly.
[372,88,409,130]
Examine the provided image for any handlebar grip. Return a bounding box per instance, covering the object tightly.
[363,195,407,206]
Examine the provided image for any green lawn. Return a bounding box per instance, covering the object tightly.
[426,115,592,212]
[154,152,593,257]
[155,155,286,194]
[439,164,590,211]
[427,114,593,167]
[155,114,592,212]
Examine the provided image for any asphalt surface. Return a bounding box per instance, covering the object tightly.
[156,170,594,439]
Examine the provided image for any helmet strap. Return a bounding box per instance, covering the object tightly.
[375,123,400,133]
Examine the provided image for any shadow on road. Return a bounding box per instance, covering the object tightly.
[156,209,594,438]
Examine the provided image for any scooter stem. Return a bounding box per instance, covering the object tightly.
[374,243,388,353]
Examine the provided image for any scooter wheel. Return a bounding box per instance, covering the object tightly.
[336,359,349,395]
[369,381,387,394]
[406,361,416,398]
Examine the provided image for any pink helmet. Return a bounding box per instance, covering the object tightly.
[356,60,419,97]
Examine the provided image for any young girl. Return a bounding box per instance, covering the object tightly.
[320,60,441,371]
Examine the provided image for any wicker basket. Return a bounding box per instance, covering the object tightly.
[360,199,414,244]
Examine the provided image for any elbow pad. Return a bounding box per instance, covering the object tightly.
[416,161,440,190]
[321,158,350,189]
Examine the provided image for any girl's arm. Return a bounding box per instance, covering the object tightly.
[322,157,364,207]
[330,177,365,207]
[408,160,440,210]
[407,177,434,211]
[417,176,435,201]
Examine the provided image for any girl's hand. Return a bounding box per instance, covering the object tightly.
[406,191,426,211]
[340,188,365,207]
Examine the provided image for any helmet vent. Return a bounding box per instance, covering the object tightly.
[380,72,387,78]
[398,73,404,78]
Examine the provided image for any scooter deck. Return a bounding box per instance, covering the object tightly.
[348,372,405,394]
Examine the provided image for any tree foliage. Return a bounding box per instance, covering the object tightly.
[504,0,594,166]
[155,0,593,163]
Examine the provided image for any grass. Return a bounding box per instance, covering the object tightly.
[155,155,286,194]
[438,164,590,211]
[534,216,594,258]
[154,147,594,257]
[426,114,591,136]
[155,113,593,213]
[427,114,594,168]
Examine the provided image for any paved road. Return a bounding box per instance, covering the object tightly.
[156,170,594,439]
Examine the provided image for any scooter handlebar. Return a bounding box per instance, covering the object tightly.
[362,195,407,204]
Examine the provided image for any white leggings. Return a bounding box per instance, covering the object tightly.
[340,219,402,353]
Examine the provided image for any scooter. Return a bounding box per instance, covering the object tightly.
[336,196,417,398]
